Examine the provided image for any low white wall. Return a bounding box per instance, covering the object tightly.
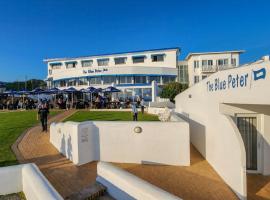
[96,162,182,200]
[0,163,63,200]
[0,165,22,195]
[175,60,270,199]
[50,120,190,166]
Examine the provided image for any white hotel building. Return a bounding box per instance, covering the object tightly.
[178,50,244,86]
[45,48,179,101]
[45,48,245,101]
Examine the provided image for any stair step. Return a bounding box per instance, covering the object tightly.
[65,182,107,200]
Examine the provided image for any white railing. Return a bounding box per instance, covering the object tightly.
[201,65,235,72]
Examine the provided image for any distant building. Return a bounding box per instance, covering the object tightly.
[178,50,244,86]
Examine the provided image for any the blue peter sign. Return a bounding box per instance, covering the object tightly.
[207,67,266,92]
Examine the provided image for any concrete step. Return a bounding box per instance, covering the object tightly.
[65,182,114,200]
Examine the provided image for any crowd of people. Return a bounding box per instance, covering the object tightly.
[0,93,146,113]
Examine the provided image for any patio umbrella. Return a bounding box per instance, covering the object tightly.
[47,87,60,94]
[18,89,30,107]
[87,86,98,93]
[102,86,121,93]
[30,88,45,103]
[4,90,17,104]
[63,87,78,108]
[46,88,61,107]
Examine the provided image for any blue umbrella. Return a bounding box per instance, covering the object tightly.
[63,87,77,93]
[18,89,30,95]
[4,90,17,95]
[47,87,60,94]
[87,87,96,93]
[102,86,121,93]
[4,90,17,104]
[80,88,88,93]
[31,88,45,94]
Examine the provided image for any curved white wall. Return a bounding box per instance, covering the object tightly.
[50,120,190,166]
[175,60,270,199]
[0,163,63,200]
[96,162,182,200]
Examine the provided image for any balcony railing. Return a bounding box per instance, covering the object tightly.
[201,65,235,72]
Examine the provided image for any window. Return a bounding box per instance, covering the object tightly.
[134,76,147,84]
[194,76,200,84]
[114,57,127,65]
[217,59,229,66]
[178,65,189,84]
[67,79,76,86]
[231,58,237,66]
[202,60,207,66]
[65,61,77,69]
[208,60,213,66]
[89,77,102,85]
[151,54,165,62]
[60,80,66,87]
[97,58,109,66]
[78,78,88,85]
[119,76,132,84]
[132,56,145,63]
[81,60,93,67]
[103,76,117,84]
[162,76,176,84]
[53,81,60,88]
[202,75,208,80]
[194,60,199,69]
[49,69,52,75]
[149,76,161,83]
[50,63,62,69]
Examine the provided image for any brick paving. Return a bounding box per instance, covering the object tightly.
[12,110,270,200]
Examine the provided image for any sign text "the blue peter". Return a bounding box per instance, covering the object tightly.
[207,73,249,92]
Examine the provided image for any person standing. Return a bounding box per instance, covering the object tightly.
[38,102,50,132]
[131,103,138,121]
[141,98,145,114]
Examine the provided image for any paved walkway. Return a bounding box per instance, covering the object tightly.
[12,110,270,200]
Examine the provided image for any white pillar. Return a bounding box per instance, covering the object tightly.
[151,80,157,102]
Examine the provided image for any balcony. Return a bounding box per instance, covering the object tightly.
[201,65,235,73]
[201,65,217,72]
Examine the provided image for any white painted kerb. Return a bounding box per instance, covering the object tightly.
[96,162,182,200]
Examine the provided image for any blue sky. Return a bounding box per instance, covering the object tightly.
[0,0,269,82]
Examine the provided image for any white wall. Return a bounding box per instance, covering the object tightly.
[175,60,270,199]
[96,162,182,200]
[0,164,63,200]
[50,120,190,166]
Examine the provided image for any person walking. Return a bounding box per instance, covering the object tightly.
[38,102,50,132]
[131,103,138,121]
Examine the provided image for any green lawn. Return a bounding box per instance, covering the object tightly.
[0,110,61,167]
[64,111,159,122]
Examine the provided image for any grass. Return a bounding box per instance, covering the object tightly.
[0,110,61,167]
[64,111,159,122]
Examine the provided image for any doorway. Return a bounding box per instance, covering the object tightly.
[236,116,258,171]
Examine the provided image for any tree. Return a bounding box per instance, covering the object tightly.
[160,82,188,102]
[5,79,46,91]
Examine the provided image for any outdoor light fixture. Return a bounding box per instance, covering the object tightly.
[134,126,142,134]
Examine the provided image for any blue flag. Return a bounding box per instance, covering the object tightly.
[253,68,266,81]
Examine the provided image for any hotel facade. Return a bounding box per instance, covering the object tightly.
[45,48,179,101]
[45,48,244,101]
